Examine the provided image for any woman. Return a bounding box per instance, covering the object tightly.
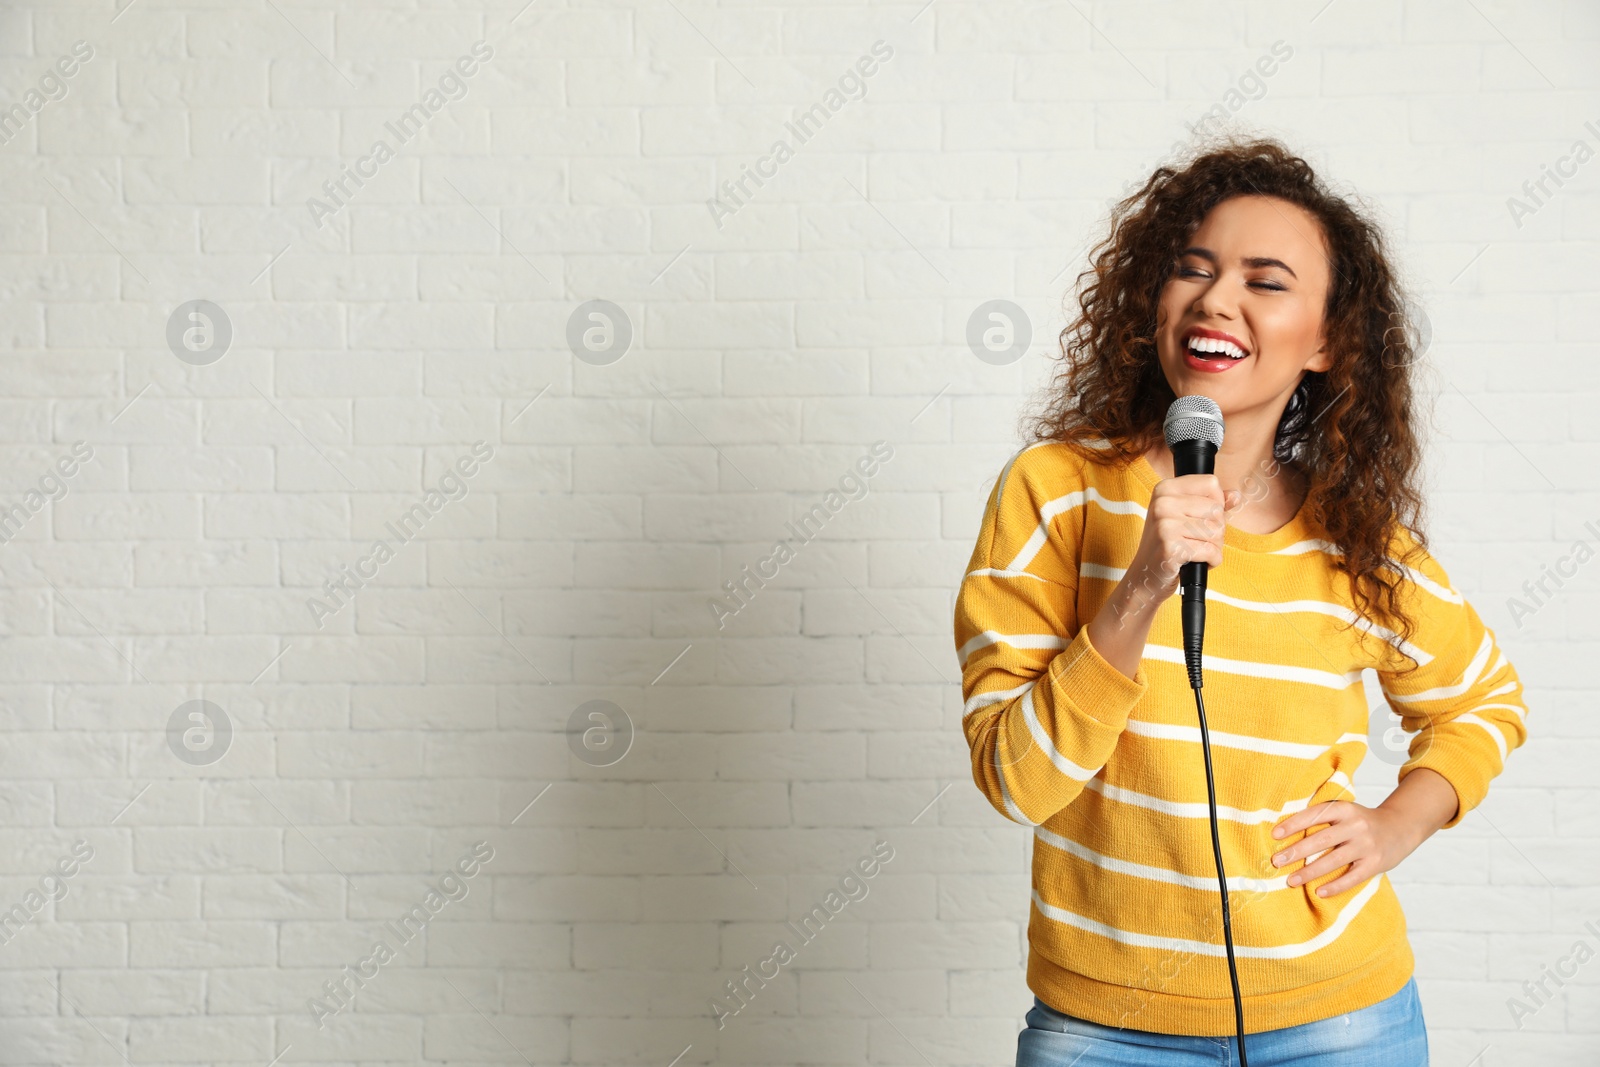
[953,137,1529,1066]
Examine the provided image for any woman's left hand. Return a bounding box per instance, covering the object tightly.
[1270,801,1420,898]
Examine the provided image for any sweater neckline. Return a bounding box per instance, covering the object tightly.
[1128,452,1315,554]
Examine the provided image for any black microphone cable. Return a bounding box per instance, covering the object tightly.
[1166,395,1250,1067]
[1187,667,1250,1067]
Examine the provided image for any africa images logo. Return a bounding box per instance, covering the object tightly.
[305,442,494,628]
[305,41,494,229]
[709,840,894,1028]
[708,440,894,629]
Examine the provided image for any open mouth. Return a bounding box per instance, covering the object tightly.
[1182,328,1249,367]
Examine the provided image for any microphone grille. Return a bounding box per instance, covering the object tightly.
[1163,395,1225,449]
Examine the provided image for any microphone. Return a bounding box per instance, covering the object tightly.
[1163,393,1251,1062]
[1163,395,1225,690]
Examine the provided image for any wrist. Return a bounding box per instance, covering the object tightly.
[1106,567,1169,628]
[1085,577,1162,683]
[1379,768,1457,848]
[1374,801,1429,855]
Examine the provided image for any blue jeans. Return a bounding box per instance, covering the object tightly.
[1016,975,1427,1066]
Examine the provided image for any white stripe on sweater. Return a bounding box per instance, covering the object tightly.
[1033,824,1289,893]
[1387,560,1463,604]
[1019,685,1102,782]
[1141,644,1365,690]
[1386,632,1494,704]
[1466,701,1526,725]
[1030,873,1386,957]
[1121,720,1369,760]
[1004,488,1145,573]
[956,630,1068,669]
[964,566,1056,583]
[1081,771,1356,822]
[1203,589,1432,666]
[995,730,1037,826]
[1271,538,1342,557]
[1452,713,1509,762]
[962,678,1035,720]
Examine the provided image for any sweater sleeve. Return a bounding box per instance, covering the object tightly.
[1374,529,1529,831]
[954,446,1149,827]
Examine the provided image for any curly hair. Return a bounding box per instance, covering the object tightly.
[1020,134,1438,669]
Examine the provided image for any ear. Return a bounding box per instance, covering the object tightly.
[1305,330,1333,374]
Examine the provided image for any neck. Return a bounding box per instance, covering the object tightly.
[1142,414,1293,498]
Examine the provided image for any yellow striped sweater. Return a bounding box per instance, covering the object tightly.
[954,440,1529,1036]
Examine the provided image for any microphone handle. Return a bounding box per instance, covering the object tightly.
[1170,439,1217,689]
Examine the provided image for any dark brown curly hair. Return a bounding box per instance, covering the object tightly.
[1020,135,1438,669]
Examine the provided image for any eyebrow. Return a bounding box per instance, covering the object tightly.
[1178,246,1298,280]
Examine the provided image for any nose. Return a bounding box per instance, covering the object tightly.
[1190,274,1239,320]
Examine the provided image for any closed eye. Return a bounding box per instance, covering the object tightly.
[1177,266,1286,291]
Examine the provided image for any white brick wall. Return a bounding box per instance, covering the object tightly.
[0,0,1595,1063]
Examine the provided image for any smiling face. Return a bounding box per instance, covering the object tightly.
[1154,194,1334,422]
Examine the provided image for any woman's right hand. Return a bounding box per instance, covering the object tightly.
[1084,474,1239,681]
[1121,474,1239,609]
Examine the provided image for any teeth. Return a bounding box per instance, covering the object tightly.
[1187,335,1246,359]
